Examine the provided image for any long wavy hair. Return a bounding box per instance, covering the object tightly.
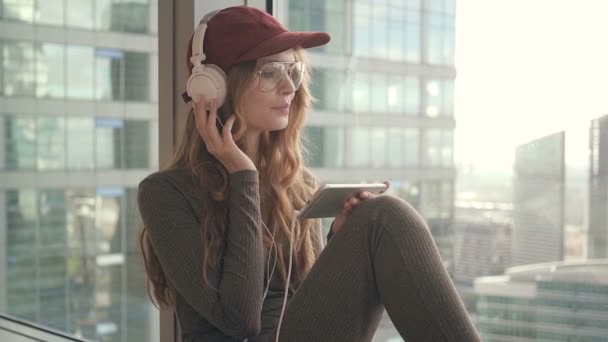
[139,38,320,308]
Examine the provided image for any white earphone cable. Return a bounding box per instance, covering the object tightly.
[274,210,299,342]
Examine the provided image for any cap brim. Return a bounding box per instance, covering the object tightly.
[236,31,331,64]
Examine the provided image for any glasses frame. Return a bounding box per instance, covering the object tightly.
[254,61,305,93]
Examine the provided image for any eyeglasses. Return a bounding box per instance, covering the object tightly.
[255,61,304,93]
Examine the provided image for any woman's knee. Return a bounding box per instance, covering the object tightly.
[355,195,430,236]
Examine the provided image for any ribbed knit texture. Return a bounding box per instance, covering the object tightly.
[138,168,480,342]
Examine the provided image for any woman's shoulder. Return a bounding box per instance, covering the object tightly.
[138,167,200,199]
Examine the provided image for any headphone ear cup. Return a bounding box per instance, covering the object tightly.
[186,64,227,107]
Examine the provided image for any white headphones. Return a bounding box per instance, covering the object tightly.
[186,9,227,106]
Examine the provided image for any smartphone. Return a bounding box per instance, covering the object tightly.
[297,183,388,219]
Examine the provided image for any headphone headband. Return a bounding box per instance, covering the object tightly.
[191,9,222,68]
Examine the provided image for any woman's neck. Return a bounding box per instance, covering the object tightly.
[243,130,261,164]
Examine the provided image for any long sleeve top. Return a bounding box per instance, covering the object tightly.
[137,167,324,341]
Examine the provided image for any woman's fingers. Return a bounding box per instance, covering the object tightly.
[205,98,222,143]
[222,115,237,146]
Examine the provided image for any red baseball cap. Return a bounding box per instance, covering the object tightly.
[195,6,331,73]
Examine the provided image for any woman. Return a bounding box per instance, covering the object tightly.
[138,6,480,342]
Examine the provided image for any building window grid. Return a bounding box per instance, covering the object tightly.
[424,0,455,65]
[0,0,154,34]
[288,0,346,55]
[3,114,150,171]
[353,0,421,62]
[1,38,151,101]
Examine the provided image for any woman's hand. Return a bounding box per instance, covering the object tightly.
[193,96,256,173]
[331,181,390,235]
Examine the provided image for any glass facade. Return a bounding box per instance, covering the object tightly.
[286,1,456,340]
[475,262,608,342]
[1,40,153,102]
[0,0,158,341]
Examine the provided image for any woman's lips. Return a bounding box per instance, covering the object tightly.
[272,105,290,114]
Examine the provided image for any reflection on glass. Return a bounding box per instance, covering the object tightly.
[66,0,94,29]
[97,187,125,255]
[124,120,150,168]
[426,80,441,117]
[95,48,123,100]
[3,40,35,96]
[387,128,404,167]
[405,77,420,115]
[404,129,419,166]
[124,52,149,101]
[371,74,388,113]
[6,189,38,321]
[370,128,387,168]
[352,73,370,113]
[442,130,453,166]
[351,127,370,166]
[426,79,453,117]
[67,118,94,170]
[426,129,441,166]
[2,0,34,22]
[37,116,65,170]
[425,129,453,167]
[36,0,64,26]
[304,126,345,168]
[38,189,68,330]
[95,0,113,31]
[96,118,123,169]
[36,43,65,98]
[67,46,94,99]
[4,116,36,169]
[66,188,98,339]
[118,0,151,34]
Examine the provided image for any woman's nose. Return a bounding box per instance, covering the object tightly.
[278,74,296,95]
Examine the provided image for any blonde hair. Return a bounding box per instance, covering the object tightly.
[139,45,320,308]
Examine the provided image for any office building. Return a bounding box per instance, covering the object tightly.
[474,260,608,341]
[589,114,608,258]
[511,131,565,266]
[0,1,159,341]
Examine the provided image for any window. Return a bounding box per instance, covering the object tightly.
[36,0,64,26]
[352,72,370,113]
[425,79,454,117]
[37,116,65,170]
[95,48,123,100]
[35,43,65,98]
[2,0,34,22]
[425,0,455,65]
[304,126,345,168]
[95,118,123,169]
[124,119,150,168]
[352,0,421,62]
[289,0,346,54]
[351,127,370,167]
[124,51,149,101]
[425,129,453,167]
[67,117,94,170]
[4,115,36,169]
[66,45,94,99]
[6,189,38,321]
[3,40,35,96]
[66,0,94,29]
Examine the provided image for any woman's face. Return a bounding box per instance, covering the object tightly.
[241,49,298,133]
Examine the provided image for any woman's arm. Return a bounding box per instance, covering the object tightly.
[137,170,265,339]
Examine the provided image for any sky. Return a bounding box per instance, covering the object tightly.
[454,0,608,168]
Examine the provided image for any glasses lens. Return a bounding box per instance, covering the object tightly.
[258,62,304,92]
[289,62,304,90]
